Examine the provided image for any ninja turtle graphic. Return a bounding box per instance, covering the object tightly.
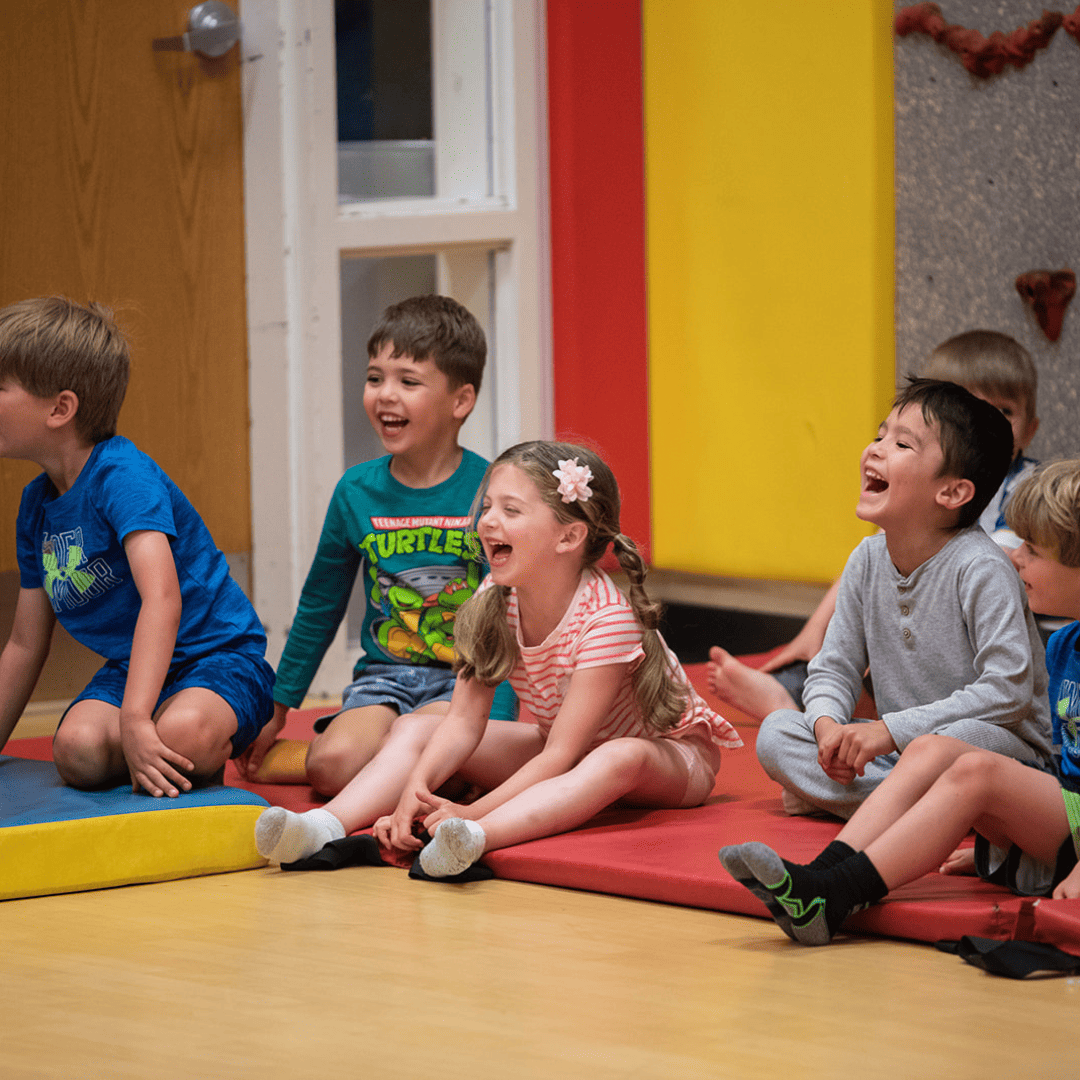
[369,560,481,664]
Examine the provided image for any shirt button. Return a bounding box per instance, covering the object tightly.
[903,628,911,639]
[901,605,909,616]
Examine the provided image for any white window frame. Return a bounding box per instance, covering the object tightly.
[241,0,551,694]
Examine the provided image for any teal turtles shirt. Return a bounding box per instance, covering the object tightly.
[273,450,489,708]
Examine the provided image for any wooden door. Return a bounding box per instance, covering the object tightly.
[0,1,249,700]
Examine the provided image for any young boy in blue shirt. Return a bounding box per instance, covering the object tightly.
[720,459,1080,945]
[237,295,512,795]
[753,379,1052,818]
[0,297,275,797]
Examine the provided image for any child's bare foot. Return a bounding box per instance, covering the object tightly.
[706,646,797,721]
[938,845,976,876]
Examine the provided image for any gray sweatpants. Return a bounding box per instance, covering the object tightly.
[756,709,1047,820]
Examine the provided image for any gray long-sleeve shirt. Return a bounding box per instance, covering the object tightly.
[803,527,1052,761]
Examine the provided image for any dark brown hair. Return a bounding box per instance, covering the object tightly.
[366,295,485,392]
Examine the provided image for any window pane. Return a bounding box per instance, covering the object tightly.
[336,0,496,203]
[336,0,434,202]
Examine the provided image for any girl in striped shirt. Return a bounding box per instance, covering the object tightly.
[255,441,741,873]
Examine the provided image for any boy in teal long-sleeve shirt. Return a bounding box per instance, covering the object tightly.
[237,296,512,794]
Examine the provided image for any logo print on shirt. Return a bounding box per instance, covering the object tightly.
[1058,695,1080,760]
[40,528,122,612]
[43,544,96,600]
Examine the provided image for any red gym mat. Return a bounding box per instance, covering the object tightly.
[11,664,1080,954]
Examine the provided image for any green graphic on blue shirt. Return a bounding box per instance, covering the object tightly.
[358,525,483,665]
[1058,696,1079,764]
[42,544,96,600]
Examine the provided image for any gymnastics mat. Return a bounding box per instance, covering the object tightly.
[11,663,1080,954]
[481,662,1080,956]
[223,660,1080,955]
[0,754,270,901]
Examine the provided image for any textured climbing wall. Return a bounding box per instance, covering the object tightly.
[894,1,1080,458]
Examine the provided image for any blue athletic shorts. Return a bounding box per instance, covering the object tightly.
[63,650,276,758]
[313,662,518,733]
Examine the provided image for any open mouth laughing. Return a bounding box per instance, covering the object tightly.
[379,413,408,435]
[863,468,888,494]
[486,540,512,567]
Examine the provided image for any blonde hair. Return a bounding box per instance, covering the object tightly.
[1006,459,1080,568]
[921,330,1038,423]
[0,297,129,443]
[454,440,688,733]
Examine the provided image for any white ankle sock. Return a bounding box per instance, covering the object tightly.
[255,806,346,864]
[418,818,487,878]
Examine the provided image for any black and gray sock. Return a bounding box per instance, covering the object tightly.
[719,841,886,945]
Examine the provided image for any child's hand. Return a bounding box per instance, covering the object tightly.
[814,717,856,784]
[120,715,194,798]
[938,846,976,876]
[820,720,896,782]
[373,787,433,852]
[417,789,470,834]
[1052,865,1080,900]
[234,702,288,780]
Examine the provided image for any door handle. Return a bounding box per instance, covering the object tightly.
[153,2,240,59]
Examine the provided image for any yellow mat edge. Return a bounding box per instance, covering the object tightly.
[1,803,268,901]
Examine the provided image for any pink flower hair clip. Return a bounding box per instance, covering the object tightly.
[553,457,594,503]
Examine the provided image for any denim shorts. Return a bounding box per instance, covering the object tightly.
[63,650,276,758]
[313,663,517,733]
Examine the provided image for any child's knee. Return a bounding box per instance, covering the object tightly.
[755,709,810,773]
[904,732,951,763]
[155,704,233,768]
[584,737,651,782]
[942,749,1000,796]
[53,716,113,787]
[305,739,361,797]
[386,710,438,746]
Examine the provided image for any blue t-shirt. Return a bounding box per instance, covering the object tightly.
[16,436,266,665]
[1045,620,1080,785]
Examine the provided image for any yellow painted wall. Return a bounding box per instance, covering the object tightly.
[644,0,895,582]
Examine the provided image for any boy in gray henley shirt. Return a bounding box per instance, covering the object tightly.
[757,379,1053,818]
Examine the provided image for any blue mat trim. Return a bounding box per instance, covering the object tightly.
[0,755,267,827]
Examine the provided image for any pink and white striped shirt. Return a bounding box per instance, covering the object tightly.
[494,569,741,751]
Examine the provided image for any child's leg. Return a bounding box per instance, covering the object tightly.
[707,647,797,720]
[421,736,703,877]
[863,750,1068,888]
[305,700,452,797]
[52,700,127,789]
[833,733,978,852]
[153,687,239,780]
[256,716,544,863]
[756,709,897,818]
[52,687,235,792]
[722,747,1070,945]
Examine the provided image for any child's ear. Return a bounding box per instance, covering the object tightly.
[556,521,588,554]
[451,383,477,421]
[46,390,79,430]
[936,476,976,512]
[1017,414,1040,452]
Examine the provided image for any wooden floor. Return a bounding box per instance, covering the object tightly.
[2,853,1078,1078]
[5,695,1079,1079]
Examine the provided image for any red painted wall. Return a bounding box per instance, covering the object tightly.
[546,0,651,557]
